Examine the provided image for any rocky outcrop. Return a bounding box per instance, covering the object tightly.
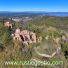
[4,21,13,29]
[12,28,37,45]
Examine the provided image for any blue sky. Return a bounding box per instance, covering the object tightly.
[0,0,68,12]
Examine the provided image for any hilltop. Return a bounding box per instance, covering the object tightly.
[0,15,68,68]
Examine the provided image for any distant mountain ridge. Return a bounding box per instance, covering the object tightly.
[0,11,68,16]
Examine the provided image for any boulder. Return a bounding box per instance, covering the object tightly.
[4,21,13,29]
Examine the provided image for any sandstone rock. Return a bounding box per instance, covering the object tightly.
[12,29,37,45]
[4,21,13,29]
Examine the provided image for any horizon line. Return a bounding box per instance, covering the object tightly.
[0,11,68,13]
